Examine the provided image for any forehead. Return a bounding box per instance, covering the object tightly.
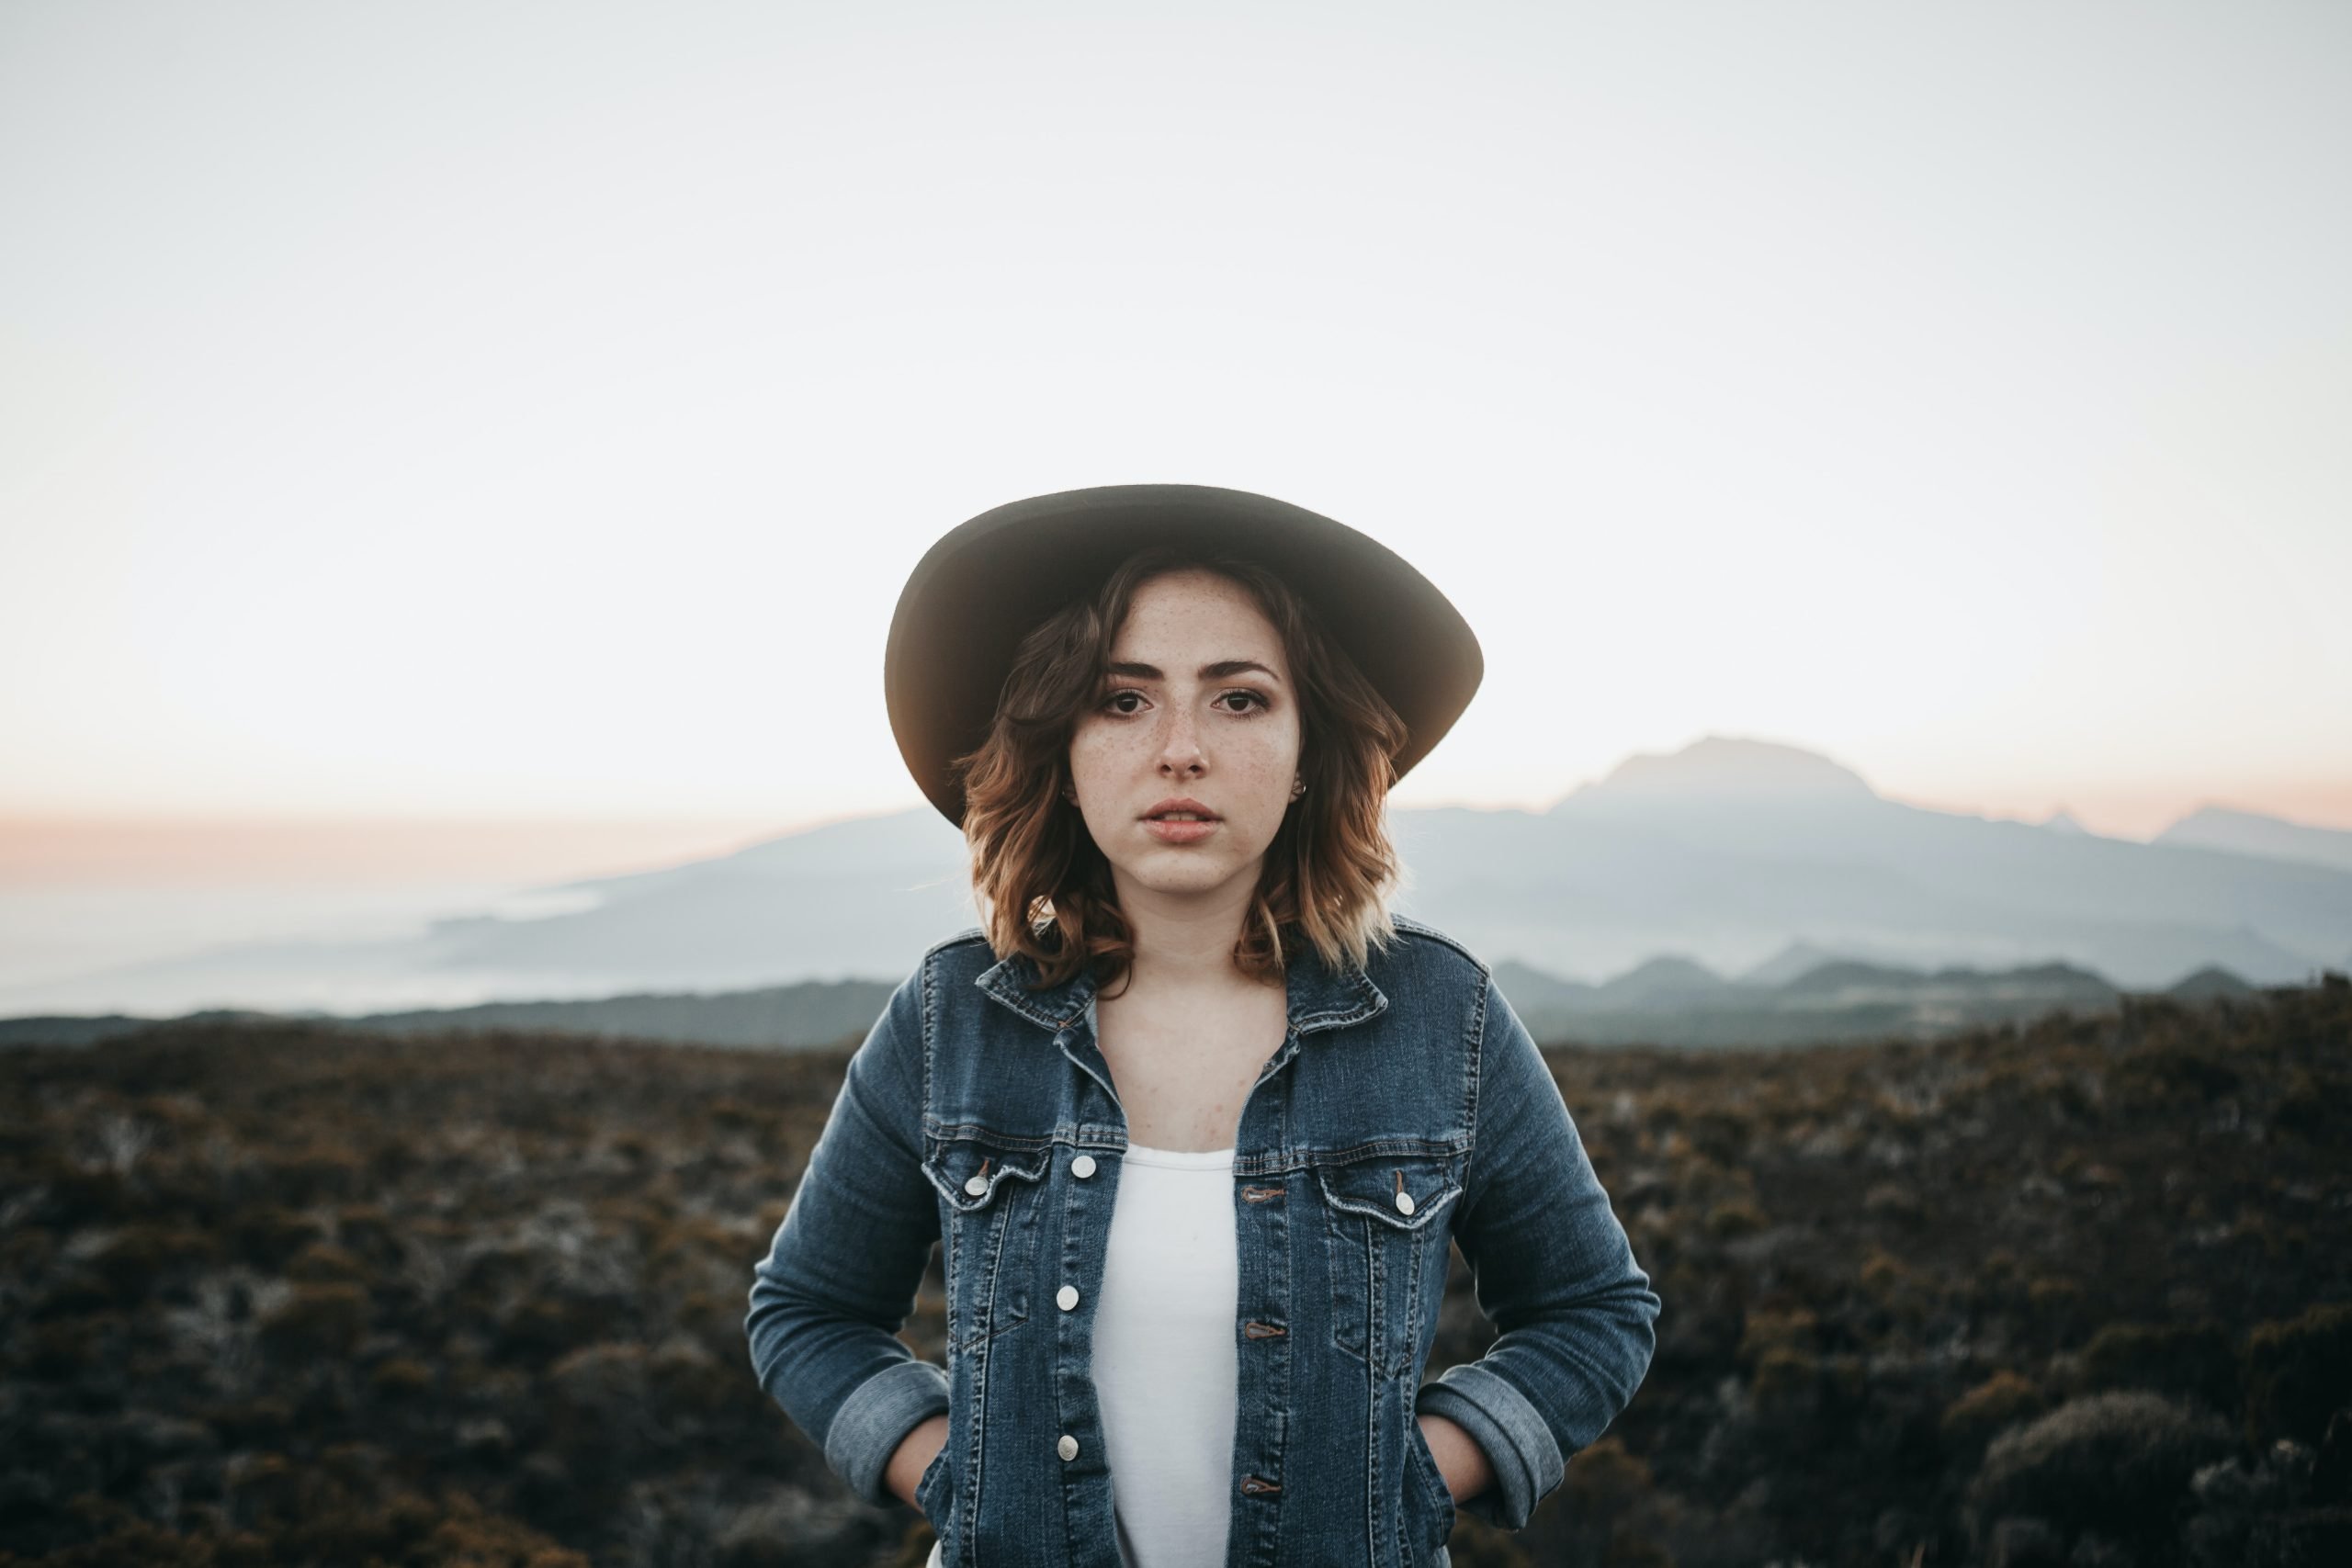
[1113,570,1280,647]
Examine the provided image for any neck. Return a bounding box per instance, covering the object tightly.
[1106,873,1277,997]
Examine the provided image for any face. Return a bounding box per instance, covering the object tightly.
[1066,569,1304,910]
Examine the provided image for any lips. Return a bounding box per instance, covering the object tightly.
[1143,816,1219,844]
[1141,797,1219,822]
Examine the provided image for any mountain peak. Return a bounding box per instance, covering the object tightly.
[1557,734,1878,810]
[1739,939,1860,987]
[2152,803,2352,874]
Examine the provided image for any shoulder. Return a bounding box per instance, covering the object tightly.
[1373,914,1496,997]
[920,926,992,964]
[863,929,993,1025]
[904,927,998,1002]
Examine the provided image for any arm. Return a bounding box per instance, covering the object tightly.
[745,963,948,1508]
[1414,973,1662,1531]
[885,1412,949,1507]
[1418,1410,1494,1502]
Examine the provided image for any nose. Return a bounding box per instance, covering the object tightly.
[1157,703,1206,777]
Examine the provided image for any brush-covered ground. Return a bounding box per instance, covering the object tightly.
[1,976,2346,1568]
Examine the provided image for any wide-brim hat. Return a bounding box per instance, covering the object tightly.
[886,483,1484,829]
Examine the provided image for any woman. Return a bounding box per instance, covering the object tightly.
[747,484,1660,1568]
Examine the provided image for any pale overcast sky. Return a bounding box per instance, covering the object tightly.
[4,0,2348,845]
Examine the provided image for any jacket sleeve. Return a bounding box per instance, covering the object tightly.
[745,960,947,1508]
[1414,972,1661,1531]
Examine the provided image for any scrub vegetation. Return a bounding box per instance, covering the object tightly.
[0,975,2345,1567]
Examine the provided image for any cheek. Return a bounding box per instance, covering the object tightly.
[1232,734,1301,799]
[1068,726,1124,775]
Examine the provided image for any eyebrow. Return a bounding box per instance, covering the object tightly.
[1104,659,1283,684]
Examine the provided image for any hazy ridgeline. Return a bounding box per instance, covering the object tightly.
[1,981,2346,1568]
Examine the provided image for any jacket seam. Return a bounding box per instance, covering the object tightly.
[1388,915,1495,986]
[1464,972,1490,1218]
[924,925,989,959]
[921,949,936,1147]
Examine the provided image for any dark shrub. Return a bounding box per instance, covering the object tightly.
[334,1201,406,1267]
[370,1357,435,1398]
[2244,1302,2352,1447]
[37,1157,135,1227]
[285,1240,368,1285]
[225,1204,325,1269]
[1967,1389,2236,1551]
[256,1281,368,1358]
[2316,1406,2352,1506]
[85,1224,224,1303]
[494,1295,629,1364]
[2271,1071,2350,1144]
[2078,1319,2238,1414]
[257,1144,365,1205]
[545,1341,664,1498]
[2115,1045,2240,1105]
[1943,1371,2048,1456]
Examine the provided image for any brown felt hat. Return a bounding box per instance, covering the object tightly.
[886,483,1485,828]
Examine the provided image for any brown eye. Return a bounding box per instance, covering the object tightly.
[1103,690,1145,715]
[1219,691,1268,715]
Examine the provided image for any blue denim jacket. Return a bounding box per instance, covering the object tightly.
[744,915,1660,1566]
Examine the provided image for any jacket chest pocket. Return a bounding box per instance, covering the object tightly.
[1315,1151,1464,1379]
[922,1133,1051,1353]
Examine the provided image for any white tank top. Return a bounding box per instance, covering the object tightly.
[924,1142,1238,1568]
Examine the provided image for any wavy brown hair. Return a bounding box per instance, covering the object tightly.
[950,546,1411,997]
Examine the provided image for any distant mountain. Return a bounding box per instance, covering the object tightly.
[1489,959,1598,1013]
[1489,953,2131,1048]
[328,976,896,1049]
[0,977,897,1051]
[0,949,2294,1055]
[1593,955,1731,1010]
[415,807,978,988]
[7,733,2346,1018]
[2167,964,2259,1002]
[2153,805,2352,874]
[1736,941,1859,987]
[0,1008,277,1049]
[1390,735,2349,990]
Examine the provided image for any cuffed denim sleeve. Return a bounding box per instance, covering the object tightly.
[745,962,946,1508]
[1419,973,1661,1531]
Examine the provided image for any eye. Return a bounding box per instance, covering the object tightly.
[1216,690,1269,715]
[1102,689,1146,716]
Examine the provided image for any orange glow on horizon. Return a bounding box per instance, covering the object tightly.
[0,817,791,887]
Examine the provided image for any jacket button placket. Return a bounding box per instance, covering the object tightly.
[1230,1047,1297,1565]
[1050,1028,1122,1563]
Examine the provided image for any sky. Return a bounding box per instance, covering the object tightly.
[5,0,2349,883]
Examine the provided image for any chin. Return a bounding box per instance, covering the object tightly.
[1120,855,1259,898]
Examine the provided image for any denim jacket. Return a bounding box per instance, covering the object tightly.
[744,915,1660,1567]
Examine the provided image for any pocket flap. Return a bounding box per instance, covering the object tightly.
[922,1134,1051,1213]
[1314,1153,1463,1231]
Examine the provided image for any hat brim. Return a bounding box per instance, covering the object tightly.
[886,483,1484,828]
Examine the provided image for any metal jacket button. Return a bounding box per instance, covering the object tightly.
[964,1175,989,1196]
[1057,1434,1080,1461]
[1057,1285,1080,1311]
[1072,1154,1097,1179]
[1393,1169,1416,1215]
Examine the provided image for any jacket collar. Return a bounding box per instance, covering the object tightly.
[976,932,1388,1039]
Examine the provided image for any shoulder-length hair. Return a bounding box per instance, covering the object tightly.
[949,545,1411,997]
